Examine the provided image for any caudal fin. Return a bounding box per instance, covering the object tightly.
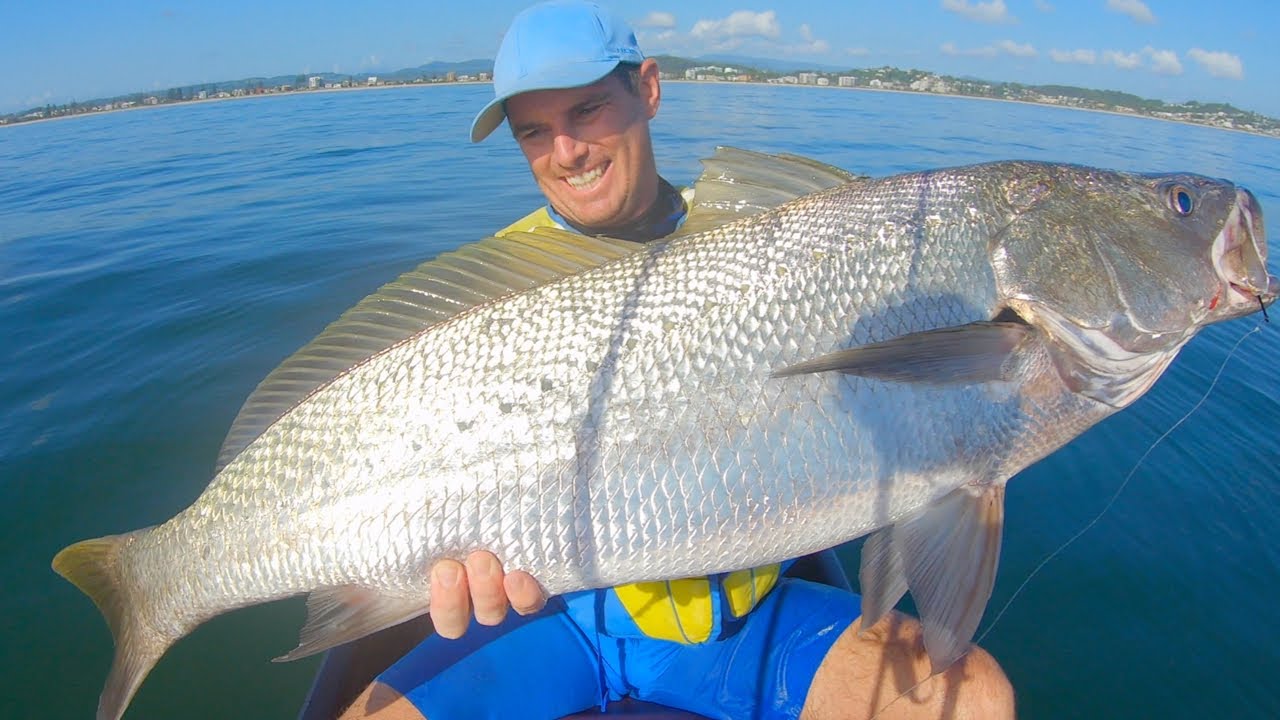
[53,530,174,720]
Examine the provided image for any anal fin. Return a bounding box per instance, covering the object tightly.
[858,527,909,632]
[857,484,1006,673]
[274,586,428,662]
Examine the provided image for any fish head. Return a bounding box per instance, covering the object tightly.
[991,164,1276,408]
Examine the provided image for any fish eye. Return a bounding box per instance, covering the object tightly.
[1167,185,1194,216]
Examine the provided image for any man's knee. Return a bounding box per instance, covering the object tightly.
[943,643,1015,720]
[802,612,1015,720]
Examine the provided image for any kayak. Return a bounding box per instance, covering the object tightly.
[298,549,853,719]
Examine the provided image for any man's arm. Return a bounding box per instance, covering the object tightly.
[339,682,423,720]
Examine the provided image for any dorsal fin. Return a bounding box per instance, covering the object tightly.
[215,147,862,472]
[214,228,641,472]
[674,146,866,236]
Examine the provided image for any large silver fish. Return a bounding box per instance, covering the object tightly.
[55,149,1276,720]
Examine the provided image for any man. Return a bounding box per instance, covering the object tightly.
[341,2,1015,718]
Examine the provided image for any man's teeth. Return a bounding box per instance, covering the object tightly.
[567,165,605,189]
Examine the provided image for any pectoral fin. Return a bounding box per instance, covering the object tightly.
[773,321,1033,385]
[274,586,428,662]
[857,484,1005,673]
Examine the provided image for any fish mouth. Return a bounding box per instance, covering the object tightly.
[1212,187,1277,318]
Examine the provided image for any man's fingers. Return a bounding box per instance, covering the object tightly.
[504,571,547,615]
[465,551,510,626]
[429,559,471,639]
[429,553,546,639]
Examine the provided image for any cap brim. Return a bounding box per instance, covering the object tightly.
[470,58,623,143]
[470,96,509,143]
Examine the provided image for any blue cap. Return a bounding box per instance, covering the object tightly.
[470,0,645,142]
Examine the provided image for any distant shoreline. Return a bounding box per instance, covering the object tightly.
[6,79,1277,141]
[663,79,1280,140]
[0,80,491,128]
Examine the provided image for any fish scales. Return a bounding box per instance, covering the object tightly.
[146,169,1058,606]
[54,151,1276,720]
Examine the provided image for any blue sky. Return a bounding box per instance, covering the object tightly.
[5,1,1278,117]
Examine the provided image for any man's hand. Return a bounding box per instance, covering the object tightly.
[429,551,547,639]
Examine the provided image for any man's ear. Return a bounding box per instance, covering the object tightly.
[639,58,661,119]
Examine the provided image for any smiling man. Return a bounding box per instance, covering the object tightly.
[339,2,1015,719]
[476,38,684,243]
[500,66,676,239]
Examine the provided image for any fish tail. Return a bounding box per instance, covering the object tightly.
[53,530,172,720]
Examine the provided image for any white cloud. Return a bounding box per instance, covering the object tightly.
[636,12,677,29]
[942,41,998,58]
[25,90,55,107]
[1034,0,1054,11]
[1188,48,1244,79]
[1106,0,1156,24]
[1102,50,1142,70]
[941,0,1015,23]
[1046,46,1191,75]
[944,39,1036,58]
[653,10,829,57]
[997,39,1037,57]
[1144,47,1183,75]
[1049,48,1097,64]
[690,10,780,40]
[791,23,830,54]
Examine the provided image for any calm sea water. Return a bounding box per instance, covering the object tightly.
[2,83,1278,719]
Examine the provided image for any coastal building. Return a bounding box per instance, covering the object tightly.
[909,75,952,93]
[838,76,856,87]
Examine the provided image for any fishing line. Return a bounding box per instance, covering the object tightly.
[976,323,1262,644]
[871,324,1261,720]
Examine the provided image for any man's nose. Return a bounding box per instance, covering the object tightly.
[552,133,588,167]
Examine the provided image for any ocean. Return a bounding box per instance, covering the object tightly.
[1,82,1277,719]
